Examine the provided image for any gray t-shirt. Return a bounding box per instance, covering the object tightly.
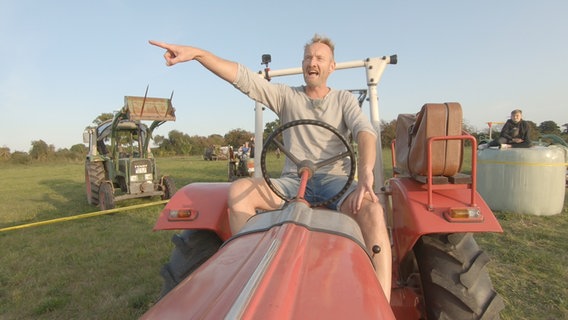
[232,63,376,176]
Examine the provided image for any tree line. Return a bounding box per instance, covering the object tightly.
[1,118,566,165]
[0,116,281,164]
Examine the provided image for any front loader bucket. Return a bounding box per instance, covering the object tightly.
[123,96,176,121]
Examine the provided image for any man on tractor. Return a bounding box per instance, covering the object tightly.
[150,34,392,301]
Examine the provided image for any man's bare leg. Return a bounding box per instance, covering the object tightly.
[341,197,392,302]
[227,177,282,234]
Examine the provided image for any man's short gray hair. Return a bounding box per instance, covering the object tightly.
[305,34,335,58]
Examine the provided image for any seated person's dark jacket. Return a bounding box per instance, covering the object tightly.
[489,119,531,148]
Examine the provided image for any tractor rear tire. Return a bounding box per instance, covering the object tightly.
[160,176,177,200]
[414,233,504,319]
[98,182,115,211]
[85,161,105,205]
[159,230,222,298]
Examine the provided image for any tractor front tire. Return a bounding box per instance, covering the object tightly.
[161,176,177,200]
[85,161,105,205]
[98,182,115,211]
[159,230,222,298]
[414,233,504,319]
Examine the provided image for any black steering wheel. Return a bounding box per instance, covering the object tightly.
[260,119,356,208]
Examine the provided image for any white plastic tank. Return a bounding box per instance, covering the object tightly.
[477,146,567,215]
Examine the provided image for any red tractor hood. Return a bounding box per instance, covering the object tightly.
[142,202,394,319]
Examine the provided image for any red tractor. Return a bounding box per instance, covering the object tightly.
[142,56,504,319]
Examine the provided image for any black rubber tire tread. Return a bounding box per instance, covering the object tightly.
[85,161,105,205]
[98,182,115,211]
[414,233,504,320]
[159,230,222,299]
[160,176,177,200]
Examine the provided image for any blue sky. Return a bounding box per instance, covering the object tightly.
[1,0,566,152]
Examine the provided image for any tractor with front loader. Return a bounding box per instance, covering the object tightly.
[142,54,504,319]
[83,94,177,210]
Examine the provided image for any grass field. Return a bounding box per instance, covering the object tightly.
[0,154,566,319]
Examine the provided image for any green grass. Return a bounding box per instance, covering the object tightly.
[477,212,568,319]
[0,153,566,319]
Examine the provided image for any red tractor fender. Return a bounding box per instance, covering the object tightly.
[389,177,503,264]
[154,183,232,241]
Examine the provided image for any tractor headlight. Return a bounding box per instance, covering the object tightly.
[130,175,139,182]
[144,174,153,181]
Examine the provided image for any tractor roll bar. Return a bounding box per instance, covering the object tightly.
[254,55,397,195]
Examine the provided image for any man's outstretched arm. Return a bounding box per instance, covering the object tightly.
[149,40,238,83]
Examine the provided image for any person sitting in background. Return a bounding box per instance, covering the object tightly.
[483,109,531,149]
[241,141,251,157]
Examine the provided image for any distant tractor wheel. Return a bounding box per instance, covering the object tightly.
[238,162,246,177]
[228,161,237,182]
[159,230,222,298]
[98,182,115,211]
[413,233,504,319]
[160,176,177,200]
[85,161,105,205]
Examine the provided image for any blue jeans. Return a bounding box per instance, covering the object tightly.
[271,173,357,210]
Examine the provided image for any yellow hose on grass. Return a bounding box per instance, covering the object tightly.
[0,200,168,233]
